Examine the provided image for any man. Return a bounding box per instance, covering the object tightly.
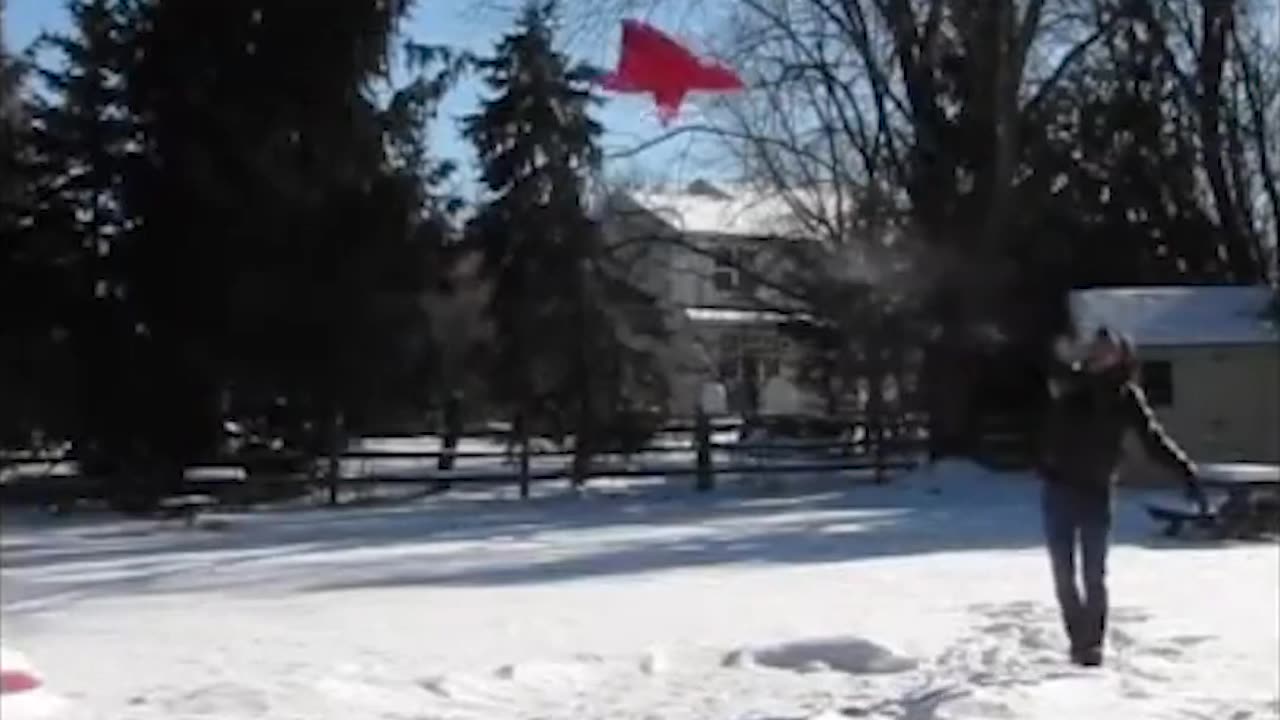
[1039,327,1207,667]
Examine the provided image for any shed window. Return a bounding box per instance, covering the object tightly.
[1141,360,1173,407]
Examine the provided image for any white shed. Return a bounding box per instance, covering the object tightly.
[1069,285,1280,472]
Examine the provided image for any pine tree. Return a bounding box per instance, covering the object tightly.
[7,0,139,466]
[0,0,43,446]
[0,0,25,265]
[0,0,18,133]
[120,0,458,485]
[7,0,457,503]
[464,1,668,492]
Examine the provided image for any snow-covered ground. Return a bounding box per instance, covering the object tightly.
[2,462,1277,720]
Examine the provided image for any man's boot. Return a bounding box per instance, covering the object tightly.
[1073,609,1105,667]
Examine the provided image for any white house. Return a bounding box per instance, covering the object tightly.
[600,182,824,416]
[1069,285,1280,471]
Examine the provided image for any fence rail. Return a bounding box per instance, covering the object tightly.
[971,413,1037,470]
[0,414,931,507]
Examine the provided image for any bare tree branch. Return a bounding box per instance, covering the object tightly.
[1231,12,1280,259]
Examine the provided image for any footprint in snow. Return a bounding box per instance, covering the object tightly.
[730,637,918,676]
[1109,607,1152,624]
[1168,634,1215,648]
[157,681,270,716]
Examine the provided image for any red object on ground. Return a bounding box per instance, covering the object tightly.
[598,19,745,124]
[0,669,42,694]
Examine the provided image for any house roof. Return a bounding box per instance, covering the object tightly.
[683,306,794,324]
[682,306,815,326]
[609,183,840,240]
[1068,285,1279,347]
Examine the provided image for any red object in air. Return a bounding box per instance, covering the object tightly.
[598,19,745,124]
[0,669,41,695]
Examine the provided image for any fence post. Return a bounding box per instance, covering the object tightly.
[695,410,714,492]
[327,411,344,506]
[873,418,886,484]
[516,413,531,499]
[438,391,461,472]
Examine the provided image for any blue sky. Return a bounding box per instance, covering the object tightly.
[4,0,734,195]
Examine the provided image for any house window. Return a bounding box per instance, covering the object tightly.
[717,334,742,381]
[720,333,742,358]
[713,250,737,291]
[717,358,739,381]
[711,247,759,294]
[713,267,736,291]
[1141,360,1174,407]
[735,249,759,294]
[762,355,781,378]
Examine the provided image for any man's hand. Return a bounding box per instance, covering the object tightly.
[1184,479,1210,516]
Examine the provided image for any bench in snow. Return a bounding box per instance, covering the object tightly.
[1148,463,1280,540]
[156,494,217,525]
[1146,494,1279,540]
[1145,504,1217,538]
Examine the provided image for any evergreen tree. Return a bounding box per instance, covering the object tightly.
[464,1,667,490]
[0,0,12,110]
[0,0,23,276]
[0,0,43,446]
[119,0,458,481]
[3,0,137,459]
[6,0,458,503]
[0,0,18,139]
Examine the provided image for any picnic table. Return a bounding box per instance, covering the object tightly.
[155,493,219,527]
[1146,463,1280,539]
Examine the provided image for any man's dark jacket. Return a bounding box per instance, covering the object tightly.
[1039,365,1196,492]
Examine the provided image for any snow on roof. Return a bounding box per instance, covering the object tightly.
[613,184,841,240]
[624,191,800,238]
[1069,285,1279,347]
[683,306,793,324]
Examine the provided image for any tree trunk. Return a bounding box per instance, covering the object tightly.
[326,410,343,506]
[694,409,714,492]
[515,411,531,499]
[925,334,978,460]
[1233,24,1280,266]
[571,256,592,491]
[571,353,593,489]
[866,335,887,483]
[571,433,591,490]
[1194,1,1260,281]
[438,391,460,472]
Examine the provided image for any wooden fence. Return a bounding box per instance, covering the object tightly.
[0,414,929,508]
[969,413,1037,470]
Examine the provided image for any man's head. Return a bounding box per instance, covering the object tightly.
[1084,328,1120,371]
[1047,326,1137,399]
[1084,327,1134,375]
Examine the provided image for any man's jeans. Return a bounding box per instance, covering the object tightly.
[1042,481,1112,652]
